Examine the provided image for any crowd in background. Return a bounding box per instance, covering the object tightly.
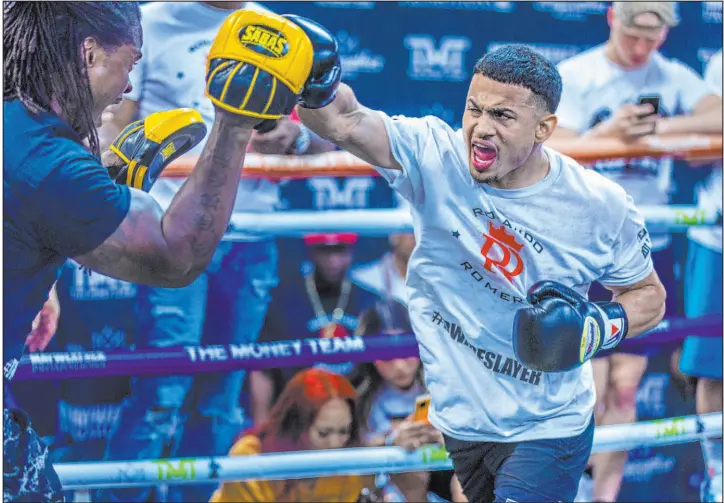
[8,2,722,503]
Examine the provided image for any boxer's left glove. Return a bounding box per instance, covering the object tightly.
[284,14,342,109]
[513,281,629,372]
[108,108,207,192]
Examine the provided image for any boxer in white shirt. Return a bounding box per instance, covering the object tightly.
[551,4,723,501]
[291,22,667,501]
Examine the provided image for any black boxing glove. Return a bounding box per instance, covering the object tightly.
[283,14,342,109]
[513,281,629,372]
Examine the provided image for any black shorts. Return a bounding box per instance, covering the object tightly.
[3,408,65,502]
[443,418,594,503]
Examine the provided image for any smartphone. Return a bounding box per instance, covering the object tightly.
[638,95,661,117]
[413,395,431,424]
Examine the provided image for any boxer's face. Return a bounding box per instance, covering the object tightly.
[462,74,556,189]
[84,38,142,126]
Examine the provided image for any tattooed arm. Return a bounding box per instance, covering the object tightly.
[74,112,253,287]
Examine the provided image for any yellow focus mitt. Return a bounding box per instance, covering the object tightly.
[108,108,207,192]
[205,7,314,122]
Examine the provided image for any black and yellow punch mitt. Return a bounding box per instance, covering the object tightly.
[205,7,314,123]
[108,108,207,192]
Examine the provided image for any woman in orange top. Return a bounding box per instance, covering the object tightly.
[210,368,365,502]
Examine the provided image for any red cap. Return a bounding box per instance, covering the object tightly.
[304,233,358,246]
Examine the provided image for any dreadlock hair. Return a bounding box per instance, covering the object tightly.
[4,2,142,156]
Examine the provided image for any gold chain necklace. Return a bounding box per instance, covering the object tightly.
[304,271,352,338]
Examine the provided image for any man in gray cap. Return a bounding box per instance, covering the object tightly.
[552,2,723,502]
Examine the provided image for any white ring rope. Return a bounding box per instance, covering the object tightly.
[219,206,717,239]
[54,412,722,489]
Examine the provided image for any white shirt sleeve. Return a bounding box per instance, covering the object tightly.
[704,52,723,97]
[374,112,438,206]
[599,193,654,287]
[675,61,715,113]
[555,62,588,133]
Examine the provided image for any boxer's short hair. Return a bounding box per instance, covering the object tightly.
[473,45,562,114]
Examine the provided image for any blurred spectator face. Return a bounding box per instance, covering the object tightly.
[374,357,420,391]
[257,368,360,452]
[308,397,354,450]
[608,10,668,68]
[389,233,416,262]
[310,244,353,284]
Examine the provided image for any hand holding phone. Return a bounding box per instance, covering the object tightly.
[637,95,661,118]
[413,395,431,424]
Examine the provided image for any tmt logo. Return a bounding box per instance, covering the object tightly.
[404,35,471,81]
[480,223,524,282]
[153,459,197,482]
[307,177,375,210]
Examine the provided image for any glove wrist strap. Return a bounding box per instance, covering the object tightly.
[594,302,628,351]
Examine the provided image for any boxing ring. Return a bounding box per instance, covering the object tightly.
[23,132,723,492]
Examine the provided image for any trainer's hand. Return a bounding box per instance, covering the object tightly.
[387,418,443,451]
[106,108,207,192]
[25,286,60,353]
[283,15,342,109]
[513,281,629,372]
[596,103,659,142]
[206,7,314,129]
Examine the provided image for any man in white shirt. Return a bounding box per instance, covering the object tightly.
[96,3,334,502]
[551,3,723,501]
[679,49,723,503]
[291,20,667,500]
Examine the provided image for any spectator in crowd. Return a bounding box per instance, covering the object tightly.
[551,3,723,501]
[249,233,378,425]
[350,232,415,307]
[679,48,723,503]
[210,368,364,503]
[96,2,336,502]
[49,262,136,502]
[349,300,466,503]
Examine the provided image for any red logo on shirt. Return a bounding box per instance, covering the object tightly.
[480,223,524,282]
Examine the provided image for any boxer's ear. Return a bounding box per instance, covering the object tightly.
[535,113,558,144]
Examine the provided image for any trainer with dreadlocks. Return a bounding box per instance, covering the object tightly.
[3,2,326,500]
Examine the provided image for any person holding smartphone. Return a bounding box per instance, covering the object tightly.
[551,3,723,502]
[349,301,466,503]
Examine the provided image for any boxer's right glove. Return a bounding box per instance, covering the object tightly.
[512,281,629,372]
[283,14,342,109]
[205,7,314,128]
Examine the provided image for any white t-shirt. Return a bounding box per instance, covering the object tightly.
[131,2,279,239]
[374,113,653,442]
[350,253,409,306]
[557,45,713,251]
[688,50,723,254]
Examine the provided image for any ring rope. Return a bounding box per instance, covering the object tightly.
[159,133,724,180]
[14,314,721,381]
[53,412,722,490]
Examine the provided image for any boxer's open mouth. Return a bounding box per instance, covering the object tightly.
[471,141,497,171]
